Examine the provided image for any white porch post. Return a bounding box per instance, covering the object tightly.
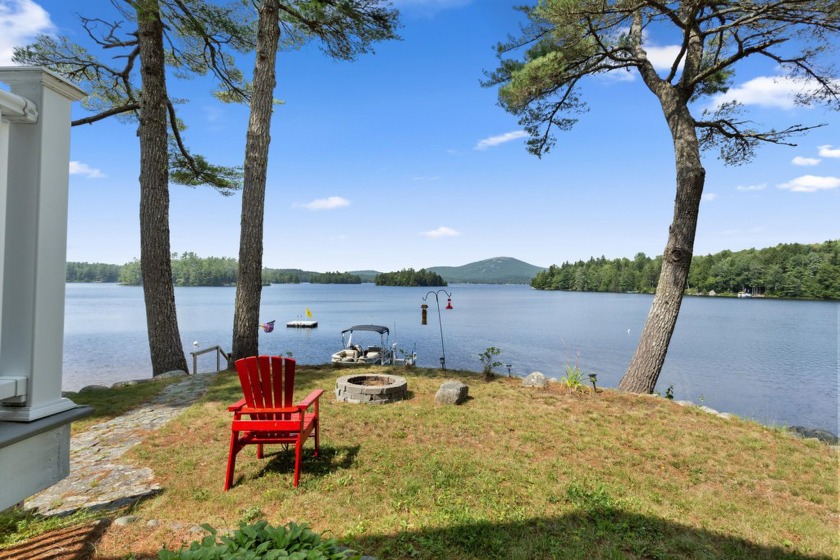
[0,67,86,421]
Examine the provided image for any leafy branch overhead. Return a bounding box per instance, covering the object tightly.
[12,1,254,192]
[275,0,401,59]
[486,0,838,394]
[486,0,840,163]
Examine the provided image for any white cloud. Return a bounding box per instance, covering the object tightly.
[777,175,840,193]
[701,192,718,202]
[298,196,350,210]
[601,32,682,80]
[474,130,528,151]
[709,76,829,109]
[792,156,821,166]
[736,183,766,192]
[69,161,106,179]
[422,226,460,239]
[818,145,840,158]
[0,0,54,65]
[645,44,683,73]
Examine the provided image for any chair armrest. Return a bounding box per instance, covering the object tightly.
[228,398,247,412]
[297,389,324,410]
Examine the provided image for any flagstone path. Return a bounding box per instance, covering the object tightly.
[25,372,217,516]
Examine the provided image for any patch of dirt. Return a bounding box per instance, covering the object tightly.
[0,519,110,560]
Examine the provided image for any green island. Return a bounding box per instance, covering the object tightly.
[375,268,447,287]
[2,366,836,559]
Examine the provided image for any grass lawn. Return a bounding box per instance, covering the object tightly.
[5,365,839,559]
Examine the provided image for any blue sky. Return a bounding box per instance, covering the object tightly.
[1,0,838,272]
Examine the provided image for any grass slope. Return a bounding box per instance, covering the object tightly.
[64,366,840,559]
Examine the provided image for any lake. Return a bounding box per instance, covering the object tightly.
[62,283,838,433]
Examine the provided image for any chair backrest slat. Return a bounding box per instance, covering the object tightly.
[270,356,283,408]
[235,355,297,411]
[283,357,295,408]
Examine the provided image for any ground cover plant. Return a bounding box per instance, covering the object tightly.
[157,521,360,560]
[5,365,838,559]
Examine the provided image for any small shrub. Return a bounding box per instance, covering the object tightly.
[560,364,585,391]
[479,347,502,380]
[157,521,361,560]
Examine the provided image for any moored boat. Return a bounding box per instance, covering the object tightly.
[331,325,415,365]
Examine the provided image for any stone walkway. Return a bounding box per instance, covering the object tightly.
[25,372,218,516]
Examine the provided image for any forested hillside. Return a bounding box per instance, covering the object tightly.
[532,240,839,299]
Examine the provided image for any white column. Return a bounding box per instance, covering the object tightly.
[0,67,85,421]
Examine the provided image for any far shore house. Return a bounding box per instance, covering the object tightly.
[0,67,92,511]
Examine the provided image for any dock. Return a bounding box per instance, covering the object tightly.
[286,320,318,328]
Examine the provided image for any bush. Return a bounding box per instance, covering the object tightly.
[157,521,361,560]
[478,346,502,380]
[560,364,585,391]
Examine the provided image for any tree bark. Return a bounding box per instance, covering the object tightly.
[136,0,188,375]
[619,94,705,393]
[231,0,280,361]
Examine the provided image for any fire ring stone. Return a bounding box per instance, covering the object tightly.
[335,374,408,404]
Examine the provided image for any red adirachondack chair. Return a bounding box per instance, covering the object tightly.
[225,355,323,490]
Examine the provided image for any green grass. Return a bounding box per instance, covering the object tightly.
[0,507,99,547]
[4,365,838,559]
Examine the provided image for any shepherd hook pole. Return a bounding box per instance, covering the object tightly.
[422,289,452,371]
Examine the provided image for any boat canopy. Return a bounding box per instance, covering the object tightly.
[341,325,389,336]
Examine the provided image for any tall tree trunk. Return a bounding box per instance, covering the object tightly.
[136,0,188,375]
[619,101,705,393]
[231,0,280,361]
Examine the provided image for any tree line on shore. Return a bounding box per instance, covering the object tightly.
[531,240,839,299]
[67,240,839,298]
[67,253,362,286]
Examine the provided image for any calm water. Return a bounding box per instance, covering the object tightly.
[63,283,838,432]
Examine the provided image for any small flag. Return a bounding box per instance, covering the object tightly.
[260,320,275,333]
[305,307,312,318]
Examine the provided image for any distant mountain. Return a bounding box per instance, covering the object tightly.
[351,270,380,283]
[428,257,546,284]
[350,257,545,284]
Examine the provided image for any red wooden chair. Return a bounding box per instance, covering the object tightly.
[225,355,323,490]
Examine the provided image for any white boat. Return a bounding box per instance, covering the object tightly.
[331,325,415,366]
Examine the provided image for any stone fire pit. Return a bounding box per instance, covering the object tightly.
[335,374,408,404]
